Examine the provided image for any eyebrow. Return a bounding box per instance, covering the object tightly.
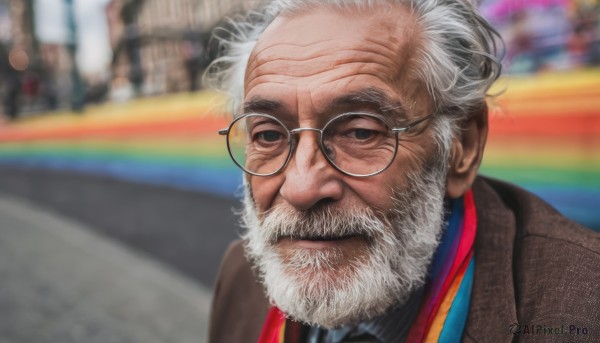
[242,98,282,116]
[241,87,408,121]
[330,87,408,121]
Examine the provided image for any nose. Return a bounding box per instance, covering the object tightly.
[279,130,344,211]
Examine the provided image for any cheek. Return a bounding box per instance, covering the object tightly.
[350,141,430,212]
[250,176,283,213]
[347,179,397,214]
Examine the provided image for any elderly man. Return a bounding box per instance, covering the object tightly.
[207,0,600,342]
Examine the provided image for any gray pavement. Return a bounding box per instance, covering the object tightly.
[0,192,211,343]
[0,167,241,289]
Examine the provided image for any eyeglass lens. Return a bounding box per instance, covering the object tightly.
[227,113,397,176]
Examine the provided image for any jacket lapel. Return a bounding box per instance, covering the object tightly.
[463,177,518,342]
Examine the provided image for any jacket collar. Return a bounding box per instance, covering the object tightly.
[464,177,518,341]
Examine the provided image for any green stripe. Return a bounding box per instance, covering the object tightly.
[480,166,600,188]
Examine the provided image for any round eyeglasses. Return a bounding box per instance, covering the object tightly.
[218,112,435,177]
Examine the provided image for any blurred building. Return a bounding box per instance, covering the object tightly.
[195,0,260,30]
[0,0,39,117]
[37,43,71,109]
[107,0,260,99]
[0,1,10,44]
[137,0,202,94]
[481,0,600,73]
[2,0,34,49]
[0,0,78,117]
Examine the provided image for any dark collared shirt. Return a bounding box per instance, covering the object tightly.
[306,287,425,343]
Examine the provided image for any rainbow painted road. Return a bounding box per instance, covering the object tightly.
[0,69,598,230]
[482,69,600,230]
[0,92,239,197]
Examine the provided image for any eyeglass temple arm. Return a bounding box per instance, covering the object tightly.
[392,113,435,133]
[218,128,229,135]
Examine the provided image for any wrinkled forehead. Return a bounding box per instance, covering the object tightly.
[243,4,424,111]
[259,3,417,46]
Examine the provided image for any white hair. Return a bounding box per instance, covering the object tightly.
[203,0,502,120]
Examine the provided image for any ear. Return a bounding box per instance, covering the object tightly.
[446,103,489,199]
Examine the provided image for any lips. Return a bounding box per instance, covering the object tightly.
[276,234,368,250]
[275,233,362,243]
[296,234,361,241]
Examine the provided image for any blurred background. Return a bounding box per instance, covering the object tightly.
[0,0,598,342]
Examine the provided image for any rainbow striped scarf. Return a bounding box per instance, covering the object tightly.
[258,190,477,343]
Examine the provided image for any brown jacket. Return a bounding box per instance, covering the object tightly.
[209,176,600,342]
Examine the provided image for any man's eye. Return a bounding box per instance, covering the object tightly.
[350,129,376,140]
[256,131,284,143]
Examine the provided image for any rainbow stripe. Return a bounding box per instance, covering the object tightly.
[407,191,477,342]
[481,68,600,230]
[0,92,240,197]
[258,307,287,343]
[0,69,598,230]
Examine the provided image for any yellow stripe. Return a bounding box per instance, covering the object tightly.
[489,68,600,95]
[279,320,286,343]
[4,91,228,131]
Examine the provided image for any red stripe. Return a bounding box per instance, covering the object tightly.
[489,113,600,137]
[258,307,286,343]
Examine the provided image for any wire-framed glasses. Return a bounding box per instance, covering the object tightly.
[218,112,435,177]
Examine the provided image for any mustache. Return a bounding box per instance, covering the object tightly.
[259,204,390,244]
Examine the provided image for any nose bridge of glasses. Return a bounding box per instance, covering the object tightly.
[289,127,323,135]
[288,127,327,167]
[288,127,323,147]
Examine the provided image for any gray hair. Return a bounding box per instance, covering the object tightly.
[203,0,503,121]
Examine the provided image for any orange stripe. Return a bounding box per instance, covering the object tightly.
[279,321,286,343]
[497,89,600,102]
[0,117,230,142]
[424,253,472,343]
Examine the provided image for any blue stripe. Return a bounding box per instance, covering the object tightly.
[429,198,463,280]
[437,258,475,343]
[0,157,242,198]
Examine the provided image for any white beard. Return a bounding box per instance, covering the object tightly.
[241,162,449,329]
